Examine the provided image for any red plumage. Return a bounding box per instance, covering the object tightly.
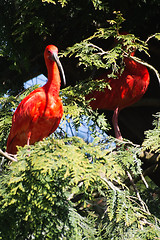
[86,55,150,139]
[6,45,65,154]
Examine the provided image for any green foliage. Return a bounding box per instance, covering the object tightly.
[0,7,160,240]
[142,112,160,154]
[42,0,68,7]
[155,33,160,41]
[0,95,17,150]
[0,84,160,238]
[61,11,150,78]
[0,138,98,239]
[0,136,160,239]
[42,0,108,11]
[1,0,160,94]
[60,79,110,136]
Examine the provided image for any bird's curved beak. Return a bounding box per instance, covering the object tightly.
[52,52,66,86]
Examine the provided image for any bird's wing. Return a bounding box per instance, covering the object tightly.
[7,88,45,145]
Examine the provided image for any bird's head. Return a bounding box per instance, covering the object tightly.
[44,45,66,86]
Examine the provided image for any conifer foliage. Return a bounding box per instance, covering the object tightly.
[0,5,160,240]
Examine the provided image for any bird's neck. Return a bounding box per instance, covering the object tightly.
[45,62,61,95]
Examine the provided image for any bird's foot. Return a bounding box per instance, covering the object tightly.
[115,132,123,141]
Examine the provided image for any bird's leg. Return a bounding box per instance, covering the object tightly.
[112,107,123,140]
[27,132,31,156]
[27,131,31,146]
[27,138,30,146]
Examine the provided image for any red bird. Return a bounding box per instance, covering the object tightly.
[86,52,150,140]
[6,45,66,154]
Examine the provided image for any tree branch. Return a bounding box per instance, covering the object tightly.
[0,149,17,162]
[87,43,109,56]
[123,51,160,85]
[145,33,160,44]
[126,170,150,214]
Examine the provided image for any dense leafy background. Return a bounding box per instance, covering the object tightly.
[0,0,160,239]
[0,83,160,239]
[0,0,160,143]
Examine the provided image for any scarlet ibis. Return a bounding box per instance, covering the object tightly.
[86,52,150,140]
[6,45,66,154]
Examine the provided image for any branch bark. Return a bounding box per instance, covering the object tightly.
[0,149,17,162]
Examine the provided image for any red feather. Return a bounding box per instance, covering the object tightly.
[7,45,65,154]
[86,56,150,139]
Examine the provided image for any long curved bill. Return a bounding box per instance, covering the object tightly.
[52,53,66,86]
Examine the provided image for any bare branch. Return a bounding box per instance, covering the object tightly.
[0,149,17,162]
[87,43,109,56]
[123,51,160,85]
[126,171,150,214]
[145,33,159,44]
[100,172,121,192]
[140,173,149,188]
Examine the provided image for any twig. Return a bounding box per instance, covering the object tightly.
[145,33,159,44]
[0,149,17,162]
[100,172,121,192]
[140,173,149,188]
[87,39,160,85]
[123,51,160,85]
[126,170,150,214]
[112,136,140,148]
[87,43,109,56]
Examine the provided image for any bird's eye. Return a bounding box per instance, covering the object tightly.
[48,50,51,54]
